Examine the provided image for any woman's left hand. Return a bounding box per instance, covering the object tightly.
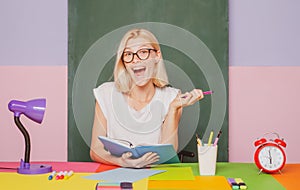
[180,89,204,107]
[170,89,204,111]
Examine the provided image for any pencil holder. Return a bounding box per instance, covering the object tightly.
[197,144,218,175]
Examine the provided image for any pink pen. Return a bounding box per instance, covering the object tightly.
[181,90,214,98]
[213,130,222,146]
[203,90,214,95]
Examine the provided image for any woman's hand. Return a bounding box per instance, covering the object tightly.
[119,152,160,168]
[170,89,204,111]
[180,89,204,107]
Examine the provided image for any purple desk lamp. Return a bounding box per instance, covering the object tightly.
[8,98,52,174]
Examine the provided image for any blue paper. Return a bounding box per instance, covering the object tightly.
[83,168,166,182]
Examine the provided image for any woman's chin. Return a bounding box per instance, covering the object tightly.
[134,77,151,87]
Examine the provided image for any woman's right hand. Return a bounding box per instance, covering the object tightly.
[119,152,160,168]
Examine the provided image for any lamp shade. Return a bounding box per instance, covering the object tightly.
[8,98,46,124]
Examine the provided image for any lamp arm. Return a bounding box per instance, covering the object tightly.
[14,116,31,163]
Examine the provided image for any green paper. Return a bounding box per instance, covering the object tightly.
[216,163,285,190]
[163,163,285,190]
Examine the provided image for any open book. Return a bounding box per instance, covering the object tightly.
[98,136,180,165]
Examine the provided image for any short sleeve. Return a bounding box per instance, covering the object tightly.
[93,82,114,118]
[159,86,180,115]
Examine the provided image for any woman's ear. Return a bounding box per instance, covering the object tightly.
[155,50,162,61]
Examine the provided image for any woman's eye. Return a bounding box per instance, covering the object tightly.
[140,50,148,54]
[124,52,132,56]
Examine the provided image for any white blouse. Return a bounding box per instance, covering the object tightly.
[93,82,179,146]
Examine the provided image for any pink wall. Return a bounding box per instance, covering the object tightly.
[229,67,300,163]
[0,66,67,161]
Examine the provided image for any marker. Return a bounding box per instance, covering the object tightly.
[96,181,132,190]
[55,171,63,180]
[207,131,214,146]
[227,178,239,189]
[65,170,74,180]
[121,182,133,190]
[48,171,56,180]
[213,130,222,146]
[235,178,247,189]
[96,182,121,190]
[60,171,68,179]
[196,133,202,146]
[181,90,214,98]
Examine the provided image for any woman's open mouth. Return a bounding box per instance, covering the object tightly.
[132,66,146,76]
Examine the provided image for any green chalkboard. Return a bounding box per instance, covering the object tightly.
[68,0,228,162]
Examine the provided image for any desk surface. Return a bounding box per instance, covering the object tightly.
[0,162,298,189]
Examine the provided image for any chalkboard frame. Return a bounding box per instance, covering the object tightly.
[68,0,228,162]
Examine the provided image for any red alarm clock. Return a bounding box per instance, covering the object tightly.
[254,132,287,174]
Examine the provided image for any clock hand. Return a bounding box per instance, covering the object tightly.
[268,149,272,164]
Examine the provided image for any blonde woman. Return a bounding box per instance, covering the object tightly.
[90,28,204,168]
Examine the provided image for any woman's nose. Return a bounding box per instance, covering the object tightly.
[131,54,140,64]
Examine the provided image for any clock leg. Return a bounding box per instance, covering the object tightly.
[278,170,282,174]
[258,169,263,175]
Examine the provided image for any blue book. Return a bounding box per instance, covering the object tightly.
[98,136,180,164]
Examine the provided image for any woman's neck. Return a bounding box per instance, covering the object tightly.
[129,82,156,103]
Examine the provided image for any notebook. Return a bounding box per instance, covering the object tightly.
[98,136,180,164]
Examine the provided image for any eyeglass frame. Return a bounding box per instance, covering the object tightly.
[122,48,158,63]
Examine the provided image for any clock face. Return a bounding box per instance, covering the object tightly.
[258,145,284,171]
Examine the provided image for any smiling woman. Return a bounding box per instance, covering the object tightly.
[89,28,206,168]
[114,29,167,92]
[122,48,158,87]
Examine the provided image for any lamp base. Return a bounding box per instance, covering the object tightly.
[18,159,52,174]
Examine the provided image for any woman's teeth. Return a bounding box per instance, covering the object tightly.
[133,67,146,75]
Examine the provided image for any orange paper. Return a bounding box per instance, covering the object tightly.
[272,164,300,189]
[148,176,231,190]
[95,164,119,172]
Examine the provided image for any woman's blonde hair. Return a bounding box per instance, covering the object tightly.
[114,28,169,93]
